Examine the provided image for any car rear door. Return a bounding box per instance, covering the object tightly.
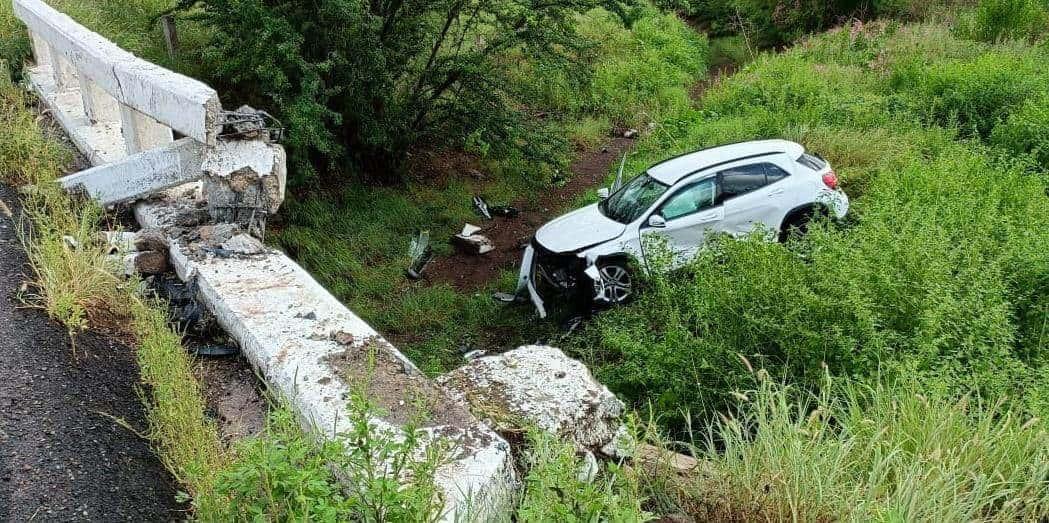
[719,161,785,237]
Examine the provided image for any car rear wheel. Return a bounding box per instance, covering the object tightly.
[779,206,825,242]
[596,261,634,305]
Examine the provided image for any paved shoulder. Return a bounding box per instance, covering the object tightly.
[0,184,185,521]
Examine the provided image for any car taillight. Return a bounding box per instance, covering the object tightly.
[822,171,839,190]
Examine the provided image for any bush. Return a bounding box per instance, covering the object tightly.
[517,429,650,521]
[992,94,1049,167]
[179,0,638,184]
[204,395,446,521]
[661,0,937,48]
[957,0,1049,42]
[890,51,1047,140]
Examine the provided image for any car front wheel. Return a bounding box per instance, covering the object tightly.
[595,261,634,305]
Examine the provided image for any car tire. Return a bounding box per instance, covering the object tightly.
[779,206,824,242]
[595,260,635,305]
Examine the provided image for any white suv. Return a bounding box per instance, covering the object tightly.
[515,139,849,317]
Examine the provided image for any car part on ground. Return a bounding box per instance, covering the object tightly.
[406,230,431,279]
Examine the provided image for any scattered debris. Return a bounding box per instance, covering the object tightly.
[463,349,486,361]
[472,195,492,220]
[489,205,519,218]
[491,292,518,303]
[451,229,495,255]
[126,250,169,275]
[220,105,285,142]
[633,443,702,474]
[61,235,79,249]
[134,228,168,252]
[437,345,627,455]
[101,231,137,254]
[189,344,239,357]
[221,233,265,255]
[330,330,356,346]
[577,451,599,483]
[0,199,12,217]
[406,230,432,279]
[623,128,638,139]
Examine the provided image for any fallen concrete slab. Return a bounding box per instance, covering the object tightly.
[58,138,204,206]
[135,197,517,521]
[438,345,628,455]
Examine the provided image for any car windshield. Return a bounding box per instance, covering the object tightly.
[599,173,669,223]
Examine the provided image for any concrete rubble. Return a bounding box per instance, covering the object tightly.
[437,345,628,456]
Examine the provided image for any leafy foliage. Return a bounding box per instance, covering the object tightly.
[517,429,651,522]
[178,0,639,183]
[204,395,446,521]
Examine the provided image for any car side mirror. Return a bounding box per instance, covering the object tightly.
[597,187,610,199]
[647,214,667,228]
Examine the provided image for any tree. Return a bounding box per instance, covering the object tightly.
[178,0,635,184]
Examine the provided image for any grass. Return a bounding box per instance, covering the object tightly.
[686,377,1049,521]
[4,0,1048,520]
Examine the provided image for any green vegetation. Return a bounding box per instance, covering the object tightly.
[574,19,1049,432]
[678,377,1048,521]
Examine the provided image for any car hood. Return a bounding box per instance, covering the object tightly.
[534,203,626,253]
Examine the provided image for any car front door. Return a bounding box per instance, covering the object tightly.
[640,176,721,265]
[719,162,780,237]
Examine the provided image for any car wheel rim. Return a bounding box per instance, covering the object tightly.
[600,265,632,303]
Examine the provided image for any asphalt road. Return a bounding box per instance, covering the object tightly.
[0,184,185,521]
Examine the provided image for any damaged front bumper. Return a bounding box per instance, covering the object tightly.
[515,241,607,318]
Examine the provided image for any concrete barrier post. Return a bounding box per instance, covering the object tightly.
[120,105,174,154]
[28,31,51,68]
[47,47,76,90]
[79,76,119,124]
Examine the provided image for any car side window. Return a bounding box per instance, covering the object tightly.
[719,163,768,200]
[658,178,717,220]
[764,163,790,183]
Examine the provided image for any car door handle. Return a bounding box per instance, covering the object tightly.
[695,210,722,223]
[768,188,785,197]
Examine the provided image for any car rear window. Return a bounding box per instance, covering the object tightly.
[797,153,826,171]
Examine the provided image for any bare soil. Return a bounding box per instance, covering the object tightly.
[194,355,268,442]
[0,185,186,521]
[426,136,636,291]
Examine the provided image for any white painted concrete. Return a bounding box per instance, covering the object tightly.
[28,67,126,166]
[14,0,221,144]
[119,104,174,154]
[135,198,518,521]
[58,138,204,206]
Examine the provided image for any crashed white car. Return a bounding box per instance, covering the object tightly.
[515,139,849,317]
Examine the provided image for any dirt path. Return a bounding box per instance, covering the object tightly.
[427,136,636,291]
[0,185,185,521]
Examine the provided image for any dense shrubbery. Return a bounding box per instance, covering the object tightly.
[957,0,1049,42]
[659,0,934,47]
[574,22,1049,431]
[176,0,649,183]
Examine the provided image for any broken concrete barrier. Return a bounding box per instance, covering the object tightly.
[437,345,627,455]
[135,195,517,521]
[202,139,287,233]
